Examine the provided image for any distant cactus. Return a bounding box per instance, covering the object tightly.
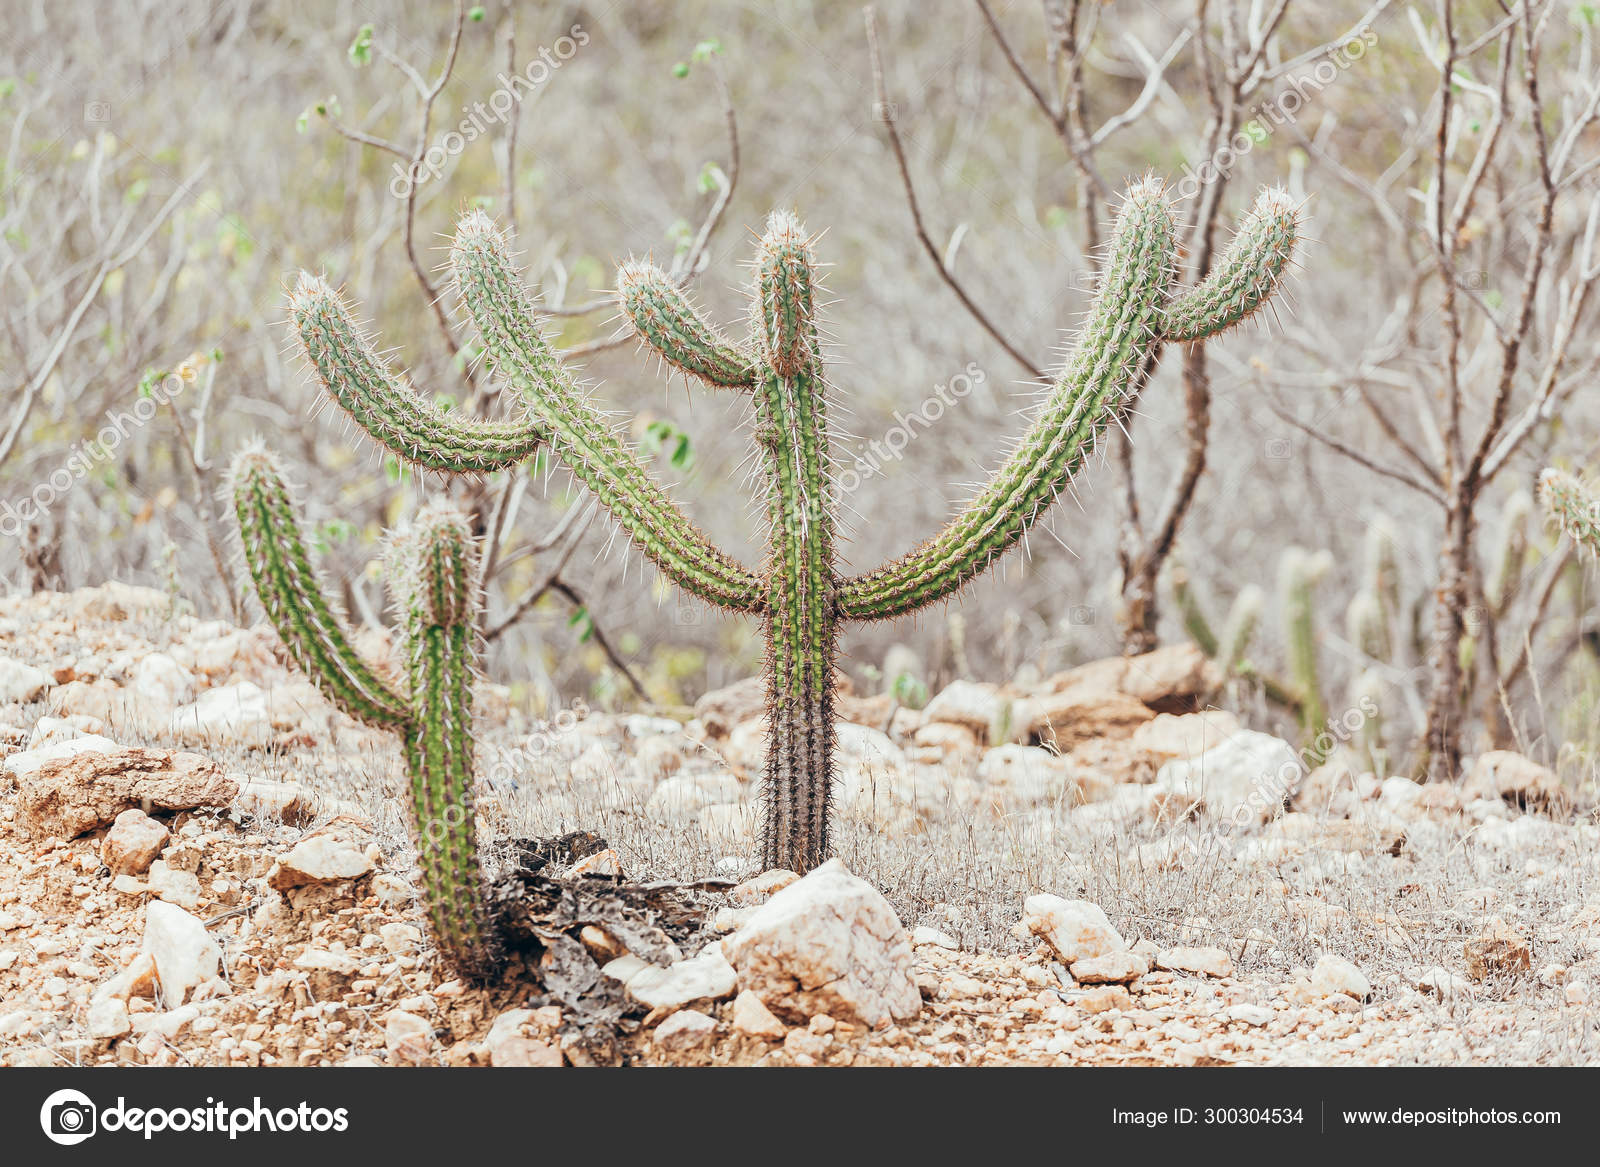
[269,179,1296,875]
[1280,546,1332,747]
[1487,490,1533,617]
[1539,469,1600,556]
[228,449,495,977]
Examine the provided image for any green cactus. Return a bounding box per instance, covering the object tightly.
[1539,468,1600,556]
[1280,546,1331,747]
[276,178,1296,874]
[1487,490,1533,617]
[228,448,495,977]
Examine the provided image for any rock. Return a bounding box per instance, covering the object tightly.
[645,771,741,822]
[484,1009,563,1067]
[1023,895,1125,963]
[1153,731,1300,824]
[132,652,194,707]
[27,714,108,749]
[911,721,983,758]
[729,869,799,906]
[15,747,235,839]
[697,802,758,851]
[921,680,1009,739]
[169,682,273,747]
[1,734,120,782]
[1045,644,1219,711]
[831,723,910,809]
[100,809,170,875]
[1224,1004,1274,1026]
[86,996,131,1040]
[384,1009,433,1065]
[268,830,374,890]
[654,1009,717,1052]
[693,676,766,738]
[79,581,169,621]
[1464,919,1532,980]
[976,744,1075,805]
[1468,751,1567,812]
[0,656,51,704]
[1069,951,1149,984]
[1417,966,1476,1000]
[1156,946,1235,979]
[619,944,737,1010]
[1016,688,1155,748]
[1130,710,1244,762]
[1079,985,1133,1014]
[722,859,920,1027]
[146,860,203,910]
[94,953,159,1004]
[232,777,325,825]
[911,927,958,950]
[1309,954,1370,1001]
[730,990,788,1040]
[294,948,362,997]
[141,901,220,1006]
[569,848,623,878]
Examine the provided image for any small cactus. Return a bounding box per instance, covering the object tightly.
[1538,468,1600,556]
[265,178,1297,876]
[1280,546,1332,747]
[228,448,495,977]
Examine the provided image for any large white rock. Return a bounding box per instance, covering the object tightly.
[977,744,1073,805]
[0,656,51,704]
[1153,730,1301,824]
[267,831,374,890]
[132,652,195,708]
[140,901,220,1006]
[1310,954,1370,1001]
[611,943,738,1010]
[169,682,272,747]
[921,680,1007,736]
[653,1009,717,1052]
[1,735,119,782]
[722,859,920,1027]
[1023,895,1125,963]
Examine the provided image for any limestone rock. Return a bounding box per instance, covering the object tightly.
[100,808,170,876]
[16,747,235,838]
[141,901,221,1006]
[1023,895,1125,964]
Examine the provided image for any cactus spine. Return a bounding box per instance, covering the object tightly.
[228,449,495,976]
[1539,469,1600,556]
[271,178,1296,875]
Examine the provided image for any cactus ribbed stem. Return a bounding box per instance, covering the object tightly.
[1538,468,1600,555]
[450,213,764,612]
[1280,546,1330,744]
[1163,188,1299,341]
[228,452,492,977]
[618,261,754,388]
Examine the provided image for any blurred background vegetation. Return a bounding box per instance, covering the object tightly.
[2,0,1596,779]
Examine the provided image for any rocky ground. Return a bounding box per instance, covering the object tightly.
[0,581,1597,1067]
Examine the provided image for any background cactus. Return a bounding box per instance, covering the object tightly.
[228,448,495,977]
[275,178,1296,874]
[1280,546,1332,753]
[1539,469,1600,557]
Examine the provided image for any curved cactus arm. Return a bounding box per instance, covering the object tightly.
[1162,187,1300,342]
[1539,468,1600,555]
[617,260,755,388]
[290,274,544,474]
[838,179,1179,621]
[226,446,411,727]
[390,507,497,977]
[450,212,764,613]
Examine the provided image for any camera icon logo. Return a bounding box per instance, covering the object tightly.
[40,1088,97,1146]
[1264,437,1293,461]
[83,101,112,125]
[1067,604,1097,627]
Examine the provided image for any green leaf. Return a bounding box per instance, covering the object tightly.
[672,62,690,78]
[469,5,486,21]
[568,607,594,643]
[696,160,726,195]
[348,24,375,67]
[691,39,722,62]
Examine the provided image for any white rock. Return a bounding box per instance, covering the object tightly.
[27,715,106,749]
[647,771,742,822]
[722,859,920,1027]
[146,860,203,911]
[1069,951,1149,984]
[484,1009,562,1067]
[1223,1003,1275,1026]
[0,656,51,704]
[101,808,169,876]
[384,1009,433,1064]
[921,680,1006,735]
[268,832,374,889]
[1156,946,1235,979]
[623,944,737,1010]
[86,996,132,1039]
[1023,895,1125,963]
[1416,966,1475,1000]
[730,989,788,1039]
[1310,954,1370,1001]
[1,734,119,781]
[653,1009,718,1052]
[911,926,959,950]
[976,744,1072,805]
[1153,730,1301,823]
[141,901,221,1006]
[169,681,272,747]
[132,652,195,707]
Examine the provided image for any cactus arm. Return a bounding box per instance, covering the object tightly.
[227,447,411,727]
[1538,469,1600,555]
[394,509,496,977]
[1162,188,1300,342]
[838,179,1179,620]
[450,213,764,613]
[289,275,544,474]
[617,261,755,388]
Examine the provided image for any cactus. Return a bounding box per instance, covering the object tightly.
[1539,468,1600,556]
[228,447,496,977]
[1280,546,1331,747]
[1487,490,1533,617]
[1218,583,1265,677]
[277,178,1296,874]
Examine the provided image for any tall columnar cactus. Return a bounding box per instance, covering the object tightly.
[281,177,1297,873]
[1279,546,1331,748]
[228,448,495,976]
